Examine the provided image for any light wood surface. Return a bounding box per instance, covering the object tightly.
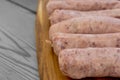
[36,0,120,80]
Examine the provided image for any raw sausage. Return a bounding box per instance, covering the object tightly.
[50,9,120,24]
[49,16,120,39]
[59,48,120,79]
[51,33,120,55]
[47,0,120,14]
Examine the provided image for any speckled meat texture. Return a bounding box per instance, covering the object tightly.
[50,9,120,24]
[47,0,120,15]
[59,48,120,79]
[49,16,120,39]
[51,33,120,55]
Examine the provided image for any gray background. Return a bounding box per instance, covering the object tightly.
[0,0,39,80]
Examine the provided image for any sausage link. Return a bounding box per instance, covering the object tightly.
[49,16,120,39]
[52,33,120,55]
[50,9,120,24]
[47,0,120,15]
[59,48,120,79]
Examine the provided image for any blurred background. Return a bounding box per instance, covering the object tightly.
[0,0,39,80]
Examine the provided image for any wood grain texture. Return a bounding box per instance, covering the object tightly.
[0,26,39,80]
[8,0,38,12]
[36,0,120,80]
[0,0,39,80]
[0,0,36,45]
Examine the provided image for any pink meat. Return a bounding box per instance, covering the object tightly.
[49,16,120,39]
[59,48,120,79]
[51,33,120,55]
[50,9,120,24]
[47,0,120,15]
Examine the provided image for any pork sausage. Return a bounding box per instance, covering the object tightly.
[47,0,120,15]
[50,9,120,24]
[59,48,120,79]
[51,33,120,55]
[49,16,120,39]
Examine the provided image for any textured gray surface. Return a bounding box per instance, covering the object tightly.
[0,0,39,80]
[9,0,38,12]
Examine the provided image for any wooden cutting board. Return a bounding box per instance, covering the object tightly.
[36,0,120,80]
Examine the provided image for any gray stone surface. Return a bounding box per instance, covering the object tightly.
[0,0,39,80]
